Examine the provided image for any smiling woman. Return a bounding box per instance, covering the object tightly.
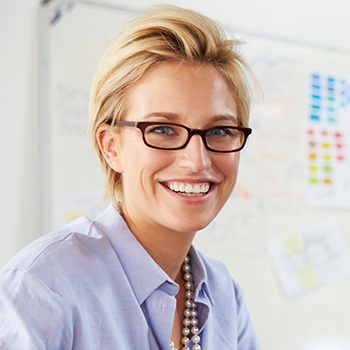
[0,5,258,350]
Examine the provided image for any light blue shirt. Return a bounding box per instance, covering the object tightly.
[0,205,259,349]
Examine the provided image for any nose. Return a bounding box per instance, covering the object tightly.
[176,134,212,173]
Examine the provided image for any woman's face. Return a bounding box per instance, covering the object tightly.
[114,62,240,234]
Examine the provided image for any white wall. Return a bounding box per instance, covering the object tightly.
[1,0,42,266]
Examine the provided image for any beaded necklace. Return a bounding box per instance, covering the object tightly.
[170,255,201,350]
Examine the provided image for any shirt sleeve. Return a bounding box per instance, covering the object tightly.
[234,281,260,350]
[0,267,74,350]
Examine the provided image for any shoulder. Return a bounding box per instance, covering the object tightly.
[0,213,116,293]
[2,216,94,270]
[0,217,99,348]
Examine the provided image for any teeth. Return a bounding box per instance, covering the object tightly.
[167,182,210,195]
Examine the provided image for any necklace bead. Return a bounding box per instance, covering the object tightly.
[170,255,201,350]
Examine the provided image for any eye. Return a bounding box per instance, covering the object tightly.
[207,127,236,137]
[148,125,178,136]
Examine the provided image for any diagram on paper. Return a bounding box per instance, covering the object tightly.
[267,217,350,298]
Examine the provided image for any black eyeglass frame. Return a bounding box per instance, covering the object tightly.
[113,120,252,153]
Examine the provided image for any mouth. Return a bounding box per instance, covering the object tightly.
[163,181,211,196]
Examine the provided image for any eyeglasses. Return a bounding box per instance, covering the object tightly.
[114,121,252,153]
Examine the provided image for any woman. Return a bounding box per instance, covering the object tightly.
[0,5,259,350]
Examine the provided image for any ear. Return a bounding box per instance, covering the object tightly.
[96,124,123,173]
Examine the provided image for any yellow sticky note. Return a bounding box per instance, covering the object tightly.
[283,233,305,257]
[297,265,319,290]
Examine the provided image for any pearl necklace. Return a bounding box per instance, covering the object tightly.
[170,255,201,350]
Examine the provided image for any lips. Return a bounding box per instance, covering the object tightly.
[164,181,211,196]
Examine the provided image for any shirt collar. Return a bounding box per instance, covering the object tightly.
[92,205,177,305]
[189,245,215,306]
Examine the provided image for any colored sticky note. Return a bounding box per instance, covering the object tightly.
[297,265,319,290]
[283,233,305,257]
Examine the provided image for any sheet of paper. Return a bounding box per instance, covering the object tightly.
[267,216,350,298]
[304,72,350,209]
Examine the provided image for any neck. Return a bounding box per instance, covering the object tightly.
[118,204,196,281]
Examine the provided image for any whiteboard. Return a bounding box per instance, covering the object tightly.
[41,0,138,229]
[42,1,350,349]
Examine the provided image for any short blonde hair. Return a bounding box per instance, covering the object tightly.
[89,4,253,205]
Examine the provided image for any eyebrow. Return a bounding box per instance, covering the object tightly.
[141,112,179,121]
[210,114,238,123]
[141,112,238,123]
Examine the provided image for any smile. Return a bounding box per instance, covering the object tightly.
[164,181,211,196]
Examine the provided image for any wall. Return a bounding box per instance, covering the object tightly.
[1,0,42,265]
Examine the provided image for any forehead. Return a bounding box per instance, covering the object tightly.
[125,61,237,124]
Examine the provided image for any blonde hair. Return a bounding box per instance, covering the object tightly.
[89,4,253,205]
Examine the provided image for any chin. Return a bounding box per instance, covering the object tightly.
[171,217,214,234]
[158,205,220,233]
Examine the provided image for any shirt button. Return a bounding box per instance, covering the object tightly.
[162,300,167,311]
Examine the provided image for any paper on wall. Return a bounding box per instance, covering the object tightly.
[267,216,350,298]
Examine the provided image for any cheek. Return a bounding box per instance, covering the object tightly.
[220,153,240,187]
[117,132,146,172]
[120,144,171,183]
[222,153,240,174]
